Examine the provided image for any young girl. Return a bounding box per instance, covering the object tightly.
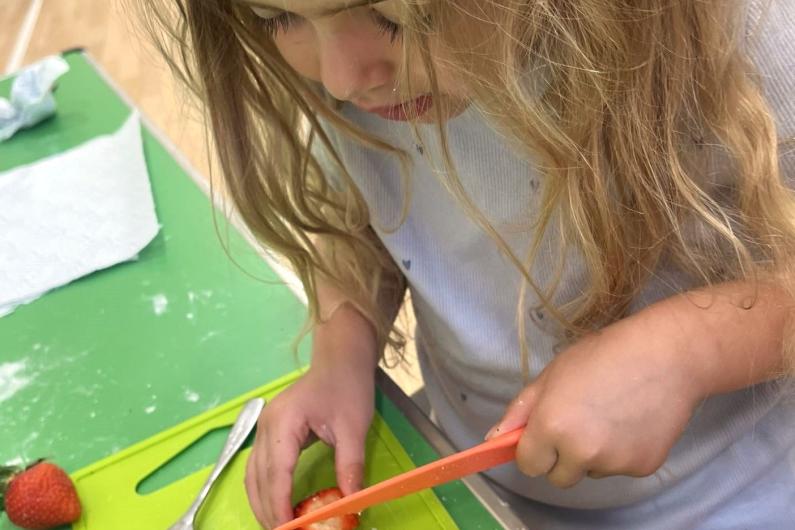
[138,0,795,528]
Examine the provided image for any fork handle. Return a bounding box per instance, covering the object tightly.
[181,398,265,523]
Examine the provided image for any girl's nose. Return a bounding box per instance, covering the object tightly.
[317,29,395,102]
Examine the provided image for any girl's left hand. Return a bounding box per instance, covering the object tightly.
[486,312,705,488]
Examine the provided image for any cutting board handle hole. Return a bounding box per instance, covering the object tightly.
[136,425,255,495]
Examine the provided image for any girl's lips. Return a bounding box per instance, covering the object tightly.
[363,94,434,121]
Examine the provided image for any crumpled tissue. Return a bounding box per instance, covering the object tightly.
[0,113,161,317]
[0,55,70,142]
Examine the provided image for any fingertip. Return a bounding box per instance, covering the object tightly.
[495,387,538,436]
[266,470,296,526]
[515,441,558,478]
[333,429,367,495]
[337,462,364,496]
[547,460,586,489]
[484,423,504,440]
[275,497,296,526]
[245,449,270,528]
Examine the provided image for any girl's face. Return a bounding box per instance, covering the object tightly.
[243,0,467,122]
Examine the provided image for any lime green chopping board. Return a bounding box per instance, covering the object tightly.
[71,370,459,529]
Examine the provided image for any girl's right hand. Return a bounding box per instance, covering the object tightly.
[244,363,375,529]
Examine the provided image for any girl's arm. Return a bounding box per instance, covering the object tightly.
[310,234,408,378]
[634,280,792,399]
[486,278,793,489]
[245,239,406,528]
[312,278,381,372]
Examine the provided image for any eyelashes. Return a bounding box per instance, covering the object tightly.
[257,9,403,43]
[259,11,299,36]
[371,11,402,43]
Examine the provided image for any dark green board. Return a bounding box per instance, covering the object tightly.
[0,52,501,529]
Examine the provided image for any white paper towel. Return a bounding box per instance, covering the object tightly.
[0,113,160,316]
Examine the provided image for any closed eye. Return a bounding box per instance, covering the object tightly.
[370,10,402,42]
[251,8,302,36]
[250,4,402,42]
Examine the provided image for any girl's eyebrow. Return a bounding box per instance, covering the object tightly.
[238,0,383,17]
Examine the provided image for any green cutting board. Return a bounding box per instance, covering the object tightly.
[71,370,458,529]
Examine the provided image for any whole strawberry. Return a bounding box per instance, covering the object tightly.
[1,461,82,530]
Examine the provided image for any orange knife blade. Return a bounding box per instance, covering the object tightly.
[273,427,523,530]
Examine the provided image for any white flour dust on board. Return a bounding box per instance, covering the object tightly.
[0,359,34,404]
[199,330,220,344]
[186,290,213,321]
[4,456,24,467]
[187,290,214,304]
[184,389,200,403]
[151,294,168,315]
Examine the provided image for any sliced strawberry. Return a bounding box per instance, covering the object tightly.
[293,487,359,530]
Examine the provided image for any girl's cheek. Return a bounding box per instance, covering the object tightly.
[427,40,469,99]
[274,31,321,81]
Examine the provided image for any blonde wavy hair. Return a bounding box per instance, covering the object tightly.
[134,0,795,375]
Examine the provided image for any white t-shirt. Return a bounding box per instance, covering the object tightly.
[320,1,795,527]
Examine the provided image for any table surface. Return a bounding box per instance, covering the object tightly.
[0,51,504,530]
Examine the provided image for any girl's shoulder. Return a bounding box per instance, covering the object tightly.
[745,0,795,97]
[745,0,795,164]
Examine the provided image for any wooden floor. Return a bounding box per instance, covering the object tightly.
[4,1,208,174]
[2,0,423,398]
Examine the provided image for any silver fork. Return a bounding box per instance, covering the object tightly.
[167,397,266,530]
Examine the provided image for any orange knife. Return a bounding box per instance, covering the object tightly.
[273,427,524,530]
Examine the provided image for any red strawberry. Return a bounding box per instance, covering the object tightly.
[0,461,82,530]
[293,487,359,530]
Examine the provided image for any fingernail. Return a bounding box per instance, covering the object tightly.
[340,465,363,495]
[485,424,501,440]
[344,474,359,492]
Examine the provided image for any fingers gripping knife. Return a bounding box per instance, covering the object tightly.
[167,398,265,530]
